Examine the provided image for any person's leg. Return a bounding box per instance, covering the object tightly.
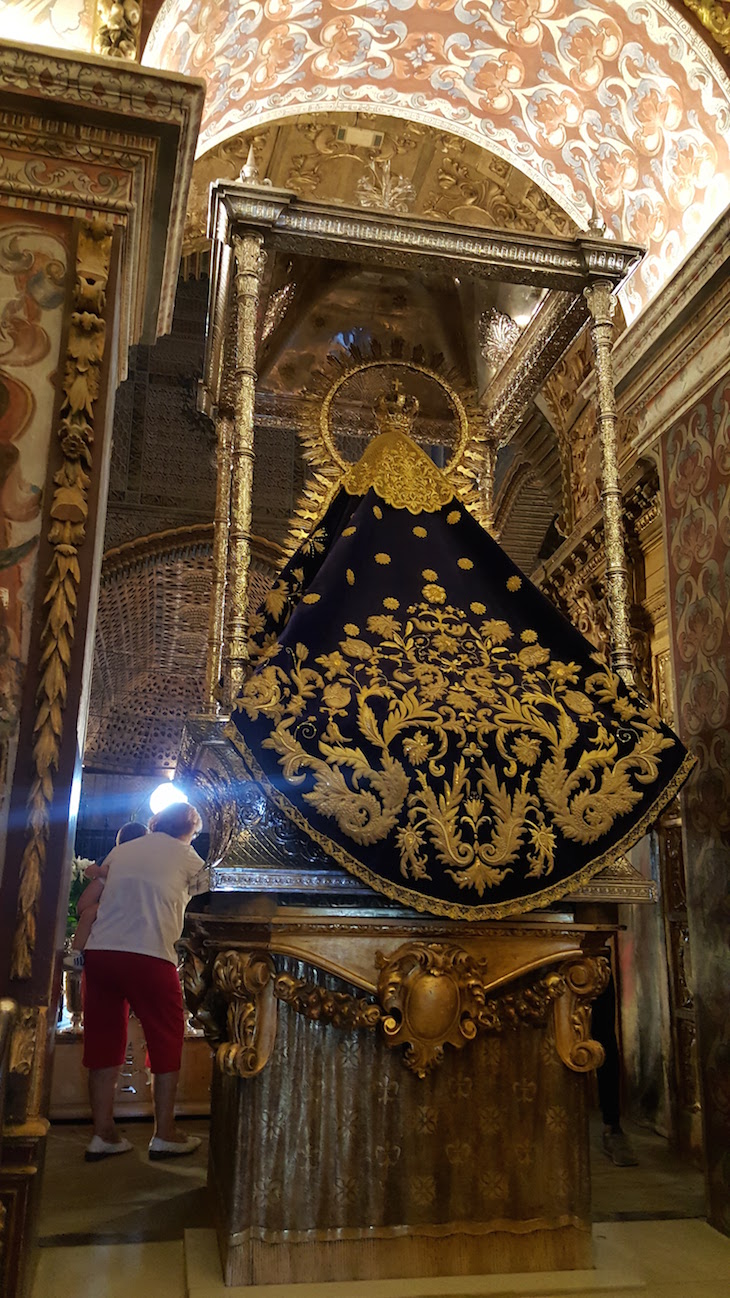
[151,1070,182,1142]
[593,978,621,1131]
[592,973,638,1166]
[82,952,132,1157]
[126,954,199,1154]
[88,1066,122,1141]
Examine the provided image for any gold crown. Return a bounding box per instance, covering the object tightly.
[373,380,419,435]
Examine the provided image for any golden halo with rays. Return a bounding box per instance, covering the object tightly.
[282,340,490,561]
[319,359,469,473]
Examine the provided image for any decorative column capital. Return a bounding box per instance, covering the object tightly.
[584,281,616,328]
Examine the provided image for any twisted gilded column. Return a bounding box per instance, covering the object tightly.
[480,437,499,536]
[226,231,265,706]
[584,281,634,685]
[204,338,236,712]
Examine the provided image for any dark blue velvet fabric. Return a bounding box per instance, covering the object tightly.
[227,485,690,918]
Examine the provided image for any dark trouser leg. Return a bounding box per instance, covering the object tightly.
[592,973,621,1131]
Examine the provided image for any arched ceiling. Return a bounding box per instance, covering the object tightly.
[145,0,730,321]
[182,112,577,254]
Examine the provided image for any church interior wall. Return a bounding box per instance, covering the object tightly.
[661,370,730,1232]
[0,212,72,889]
[1,5,730,1292]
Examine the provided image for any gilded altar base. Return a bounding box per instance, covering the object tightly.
[183,904,610,1286]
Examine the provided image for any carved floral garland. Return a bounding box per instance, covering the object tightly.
[11,220,112,980]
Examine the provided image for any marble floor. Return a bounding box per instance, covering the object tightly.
[31,1117,728,1298]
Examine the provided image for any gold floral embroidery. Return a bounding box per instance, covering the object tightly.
[413,526,427,538]
[373,505,383,519]
[303,593,321,604]
[375,553,391,565]
[346,568,355,585]
[447,510,460,524]
[384,597,400,610]
[507,576,522,591]
[236,601,677,899]
[422,568,438,581]
[422,583,447,604]
[458,558,474,570]
[471,601,486,615]
[341,428,455,514]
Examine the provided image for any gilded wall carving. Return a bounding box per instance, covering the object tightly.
[0,216,69,859]
[93,0,141,59]
[11,219,111,980]
[681,0,730,55]
[187,944,609,1081]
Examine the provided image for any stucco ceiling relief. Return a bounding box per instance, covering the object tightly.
[145,0,730,321]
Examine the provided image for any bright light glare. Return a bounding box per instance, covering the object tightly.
[149,782,189,816]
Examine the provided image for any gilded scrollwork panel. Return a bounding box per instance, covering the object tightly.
[189,942,611,1081]
[212,950,278,1078]
[552,956,610,1073]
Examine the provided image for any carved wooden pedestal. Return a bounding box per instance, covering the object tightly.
[184,905,610,1287]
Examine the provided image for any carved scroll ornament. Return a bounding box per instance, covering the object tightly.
[187,942,609,1080]
[553,955,611,1072]
[213,950,277,1078]
[11,220,112,981]
[376,942,489,1077]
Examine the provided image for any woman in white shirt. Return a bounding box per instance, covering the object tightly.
[82,801,208,1162]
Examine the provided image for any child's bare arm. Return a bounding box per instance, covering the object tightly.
[83,860,109,881]
[76,878,104,916]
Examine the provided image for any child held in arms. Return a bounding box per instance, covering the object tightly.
[64,822,148,971]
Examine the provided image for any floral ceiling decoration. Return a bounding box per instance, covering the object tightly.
[0,0,95,47]
[145,0,730,321]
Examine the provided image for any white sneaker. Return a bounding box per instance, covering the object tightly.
[85,1135,133,1162]
[148,1134,202,1161]
[63,950,85,971]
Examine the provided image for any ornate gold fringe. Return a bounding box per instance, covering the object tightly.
[11,219,112,980]
[225,720,696,921]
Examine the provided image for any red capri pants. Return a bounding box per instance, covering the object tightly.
[82,949,184,1073]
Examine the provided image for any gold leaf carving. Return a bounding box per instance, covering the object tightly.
[681,0,730,55]
[376,942,489,1077]
[212,950,277,1077]
[180,942,225,1048]
[11,220,112,980]
[274,972,381,1031]
[93,0,141,61]
[553,956,611,1072]
[9,1007,38,1076]
[182,943,612,1079]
